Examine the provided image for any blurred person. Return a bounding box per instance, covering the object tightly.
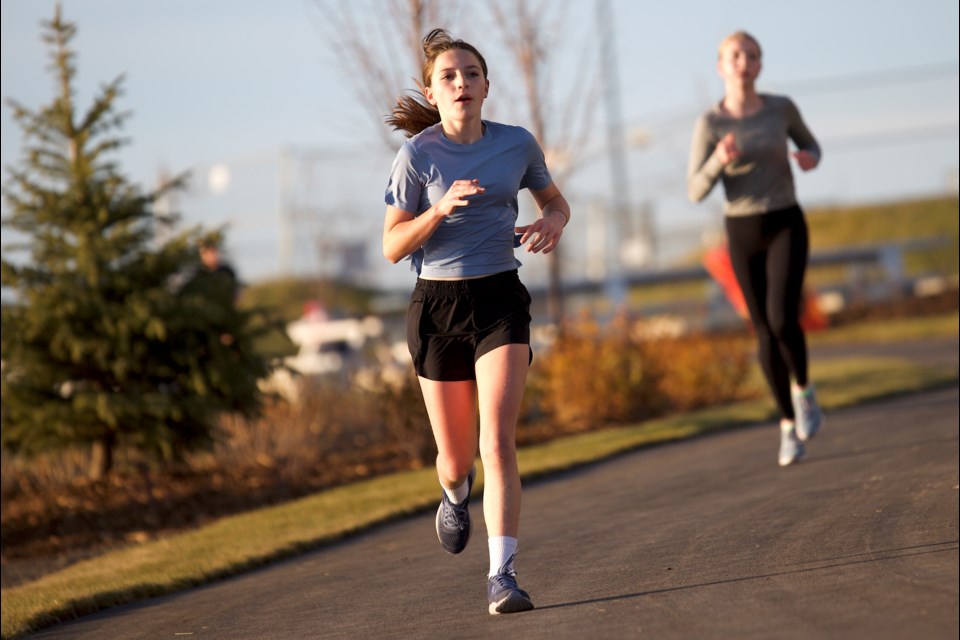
[183,236,239,345]
[198,237,238,294]
[687,31,824,467]
[382,28,571,614]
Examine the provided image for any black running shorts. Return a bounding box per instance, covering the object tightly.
[406,270,533,381]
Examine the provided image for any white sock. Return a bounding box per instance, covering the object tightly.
[443,477,470,504]
[488,536,519,576]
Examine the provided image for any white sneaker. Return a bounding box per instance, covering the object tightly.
[793,384,824,442]
[779,421,805,467]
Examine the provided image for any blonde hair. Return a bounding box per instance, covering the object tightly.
[718,31,762,59]
[386,29,489,138]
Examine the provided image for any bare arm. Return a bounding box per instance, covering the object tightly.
[382,205,440,264]
[515,182,569,255]
[381,178,487,263]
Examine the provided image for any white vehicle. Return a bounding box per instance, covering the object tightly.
[286,315,383,374]
[264,314,384,402]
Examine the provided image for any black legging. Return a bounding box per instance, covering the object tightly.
[725,205,809,421]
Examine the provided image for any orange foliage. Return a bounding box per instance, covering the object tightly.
[529,311,755,432]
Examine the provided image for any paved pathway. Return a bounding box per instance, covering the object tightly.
[27,338,959,639]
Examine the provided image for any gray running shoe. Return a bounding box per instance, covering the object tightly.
[779,422,805,467]
[435,467,475,554]
[793,385,824,442]
[488,573,534,615]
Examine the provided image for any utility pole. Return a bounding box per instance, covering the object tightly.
[278,147,294,275]
[596,0,633,303]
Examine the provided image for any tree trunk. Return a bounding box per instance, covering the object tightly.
[546,248,564,328]
[89,433,115,480]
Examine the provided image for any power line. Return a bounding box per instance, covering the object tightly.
[785,61,959,95]
[825,122,959,151]
[630,61,960,134]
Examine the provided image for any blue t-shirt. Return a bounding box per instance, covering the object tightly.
[384,120,552,278]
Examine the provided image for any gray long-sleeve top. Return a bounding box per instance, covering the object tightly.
[687,93,821,216]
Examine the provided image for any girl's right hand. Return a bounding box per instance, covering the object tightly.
[716,132,741,165]
[436,179,485,217]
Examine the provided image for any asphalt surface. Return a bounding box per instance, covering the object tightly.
[27,340,960,640]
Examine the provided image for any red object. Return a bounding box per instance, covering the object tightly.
[703,245,827,332]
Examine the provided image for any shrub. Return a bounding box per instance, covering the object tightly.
[529,311,754,432]
[642,331,755,412]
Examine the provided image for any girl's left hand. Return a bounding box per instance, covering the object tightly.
[516,212,565,254]
[792,150,819,172]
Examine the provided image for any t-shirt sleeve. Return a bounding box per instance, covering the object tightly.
[519,129,553,191]
[384,142,423,213]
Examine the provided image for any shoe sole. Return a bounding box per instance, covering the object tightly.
[778,446,806,467]
[489,592,534,615]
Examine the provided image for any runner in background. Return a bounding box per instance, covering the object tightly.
[688,31,824,467]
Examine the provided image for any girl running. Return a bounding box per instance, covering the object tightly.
[383,28,571,613]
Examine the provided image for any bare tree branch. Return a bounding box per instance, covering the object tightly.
[309,0,463,150]
[484,0,600,324]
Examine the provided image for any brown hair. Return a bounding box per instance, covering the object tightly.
[718,30,762,59]
[385,29,489,138]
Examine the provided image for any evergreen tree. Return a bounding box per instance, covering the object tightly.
[1,8,274,479]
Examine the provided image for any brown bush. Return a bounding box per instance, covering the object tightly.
[528,311,755,432]
[366,370,436,468]
[642,331,755,412]
[529,313,659,430]
[205,369,435,473]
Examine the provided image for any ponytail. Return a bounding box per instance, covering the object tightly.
[386,92,441,138]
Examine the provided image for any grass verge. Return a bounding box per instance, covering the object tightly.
[809,310,959,345]
[2,352,957,638]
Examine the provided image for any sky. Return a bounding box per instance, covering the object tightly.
[3,0,958,291]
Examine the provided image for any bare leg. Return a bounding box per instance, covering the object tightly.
[418,377,478,490]
[474,344,529,537]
